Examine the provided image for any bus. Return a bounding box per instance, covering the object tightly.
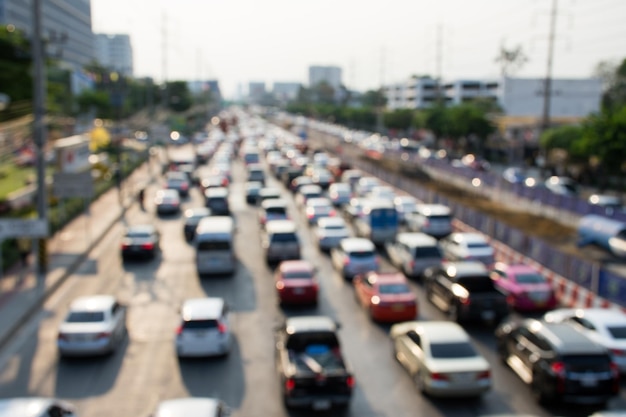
[195,216,236,275]
[353,199,399,245]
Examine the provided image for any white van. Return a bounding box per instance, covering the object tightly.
[195,216,236,275]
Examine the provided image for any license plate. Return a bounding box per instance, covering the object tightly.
[312,400,331,410]
[293,288,304,295]
[392,304,405,311]
[580,377,598,387]
[481,311,495,321]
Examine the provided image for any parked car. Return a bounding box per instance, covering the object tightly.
[175,297,232,358]
[385,232,443,278]
[152,398,230,417]
[490,263,558,311]
[57,295,127,357]
[155,189,181,215]
[423,261,510,324]
[183,207,211,241]
[391,321,492,398]
[543,308,626,373]
[353,272,417,322]
[275,260,318,306]
[331,237,379,280]
[439,232,495,266]
[275,316,354,411]
[314,217,350,251]
[496,318,619,405]
[120,224,160,260]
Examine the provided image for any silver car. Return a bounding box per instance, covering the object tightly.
[57,295,127,357]
[153,398,230,417]
[176,298,232,358]
[315,217,350,251]
[331,237,379,280]
[391,321,491,398]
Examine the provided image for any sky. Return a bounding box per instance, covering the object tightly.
[91,0,626,99]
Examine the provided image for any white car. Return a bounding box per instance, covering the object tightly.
[394,196,419,224]
[331,237,379,280]
[176,297,232,358]
[153,398,230,417]
[328,183,353,207]
[366,185,396,202]
[304,197,336,225]
[439,232,495,266]
[57,295,127,357]
[390,321,491,398]
[543,308,626,372]
[315,217,350,251]
[0,398,77,417]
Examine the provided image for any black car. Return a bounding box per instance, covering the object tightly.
[121,225,160,260]
[495,318,620,406]
[183,207,211,241]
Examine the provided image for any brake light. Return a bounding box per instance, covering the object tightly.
[96,332,111,339]
[176,325,183,335]
[329,210,336,217]
[285,378,296,392]
[57,333,68,341]
[459,296,471,305]
[611,362,620,393]
[276,281,285,290]
[346,375,355,388]
[218,322,228,334]
[476,370,491,380]
[141,243,154,250]
[408,260,415,270]
[430,372,449,381]
[610,348,626,357]
[121,243,130,249]
[343,258,350,266]
[181,183,188,190]
[375,256,381,265]
[550,361,566,393]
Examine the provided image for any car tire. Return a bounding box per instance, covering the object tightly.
[531,374,552,405]
[448,304,460,323]
[414,370,427,395]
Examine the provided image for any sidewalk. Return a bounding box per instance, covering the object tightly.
[0,156,162,351]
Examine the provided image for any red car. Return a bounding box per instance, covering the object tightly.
[353,272,417,322]
[275,260,319,306]
[490,262,558,312]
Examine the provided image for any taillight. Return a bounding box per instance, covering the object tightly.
[408,260,415,270]
[57,333,68,341]
[276,281,285,291]
[176,325,183,336]
[375,256,381,265]
[329,210,336,217]
[343,258,350,266]
[141,243,154,250]
[121,243,130,249]
[218,322,228,333]
[476,370,491,380]
[611,362,620,393]
[346,375,355,388]
[610,348,626,357]
[550,361,566,393]
[430,372,449,381]
[181,183,188,190]
[459,296,471,305]
[285,378,296,392]
[96,332,111,339]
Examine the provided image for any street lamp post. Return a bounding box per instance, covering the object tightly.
[32,0,48,279]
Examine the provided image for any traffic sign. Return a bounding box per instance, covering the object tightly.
[53,171,94,198]
[0,218,49,239]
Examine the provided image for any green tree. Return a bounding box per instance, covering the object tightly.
[540,124,586,164]
[383,109,414,130]
[581,107,626,174]
[0,25,32,120]
[424,103,450,139]
[311,81,336,105]
[165,81,192,112]
[448,103,495,140]
[361,89,386,108]
[595,58,626,111]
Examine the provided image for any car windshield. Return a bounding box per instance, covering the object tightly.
[66,311,105,323]
[126,231,152,238]
[183,319,218,329]
[349,251,374,259]
[323,225,345,231]
[607,326,626,339]
[467,243,490,249]
[197,241,231,251]
[457,276,496,292]
[271,233,297,242]
[430,342,477,359]
[379,284,410,294]
[515,273,545,284]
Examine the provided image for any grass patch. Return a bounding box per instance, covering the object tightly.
[0,162,55,200]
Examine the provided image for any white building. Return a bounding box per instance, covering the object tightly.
[248,82,266,103]
[95,34,134,77]
[308,66,343,91]
[444,79,499,106]
[385,77,440,110]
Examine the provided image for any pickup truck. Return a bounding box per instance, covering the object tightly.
[423,261,510,324]
[275,316,354,411]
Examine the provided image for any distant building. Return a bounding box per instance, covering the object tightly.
[187,80,222,102]
[248,82,266,104]
[308,66,343,91]
[94,34,133,77]
[0,0,94,72]
[272,82,301,102]
[385,77,441,110]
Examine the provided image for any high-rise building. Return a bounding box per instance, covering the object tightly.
[272,82,301,102]
[0,0,94,71]
[308,66,342,91]
[94,34,133,77]
[248,82,266,104]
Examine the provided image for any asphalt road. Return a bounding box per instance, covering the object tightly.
[0,142,624,417]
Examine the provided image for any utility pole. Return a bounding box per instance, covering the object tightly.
[376,46,385,133]
[435,23,443,102]
[32,0,48,279]
[161,12,168,109]
[541,0,558,132]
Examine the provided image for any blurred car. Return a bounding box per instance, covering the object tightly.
[200,174,229,191]
[244,181,263,205]
[331,237,379,280]
[315,216,350,251]
[57,295,127,357]
[262,220,301,263]
[183,207,211,241]
[296,184,323,207]
[543,308,626,373]
[544,176,579,196]
[343,197,366,222]
[152,398,229,417]
[394,195,418,224]
[366,185,396,202]
[502,167,527,184]
[385,232,443,278]
[246,163,266,185]
[390,321,491,398]
[259,198,290,226]
[490,263,558,311]
[328,183,353,207]
[175,297,232,358]
[289,175,314,193]
[165,171,191,197]
[258,187,282,204]
[496,317,619,405]
[155,189,181,215]
[204,187,230,215]
[0,398,77,417]
[353,272,417,322]
[439,232,495,266]
[311,168,334,189]
[274,260,319,306]
[120,224,160,260]
[588,194,624,215]
[340,169,362,190]
[405,204,453,238]
[354,176,380,197]
[304,197,336,225]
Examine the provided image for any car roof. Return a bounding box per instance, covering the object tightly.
[549,308,626,326]
[299,184,322,193]
[493,263,540,274]
[526,319,608,355]
[443,261,489,277]
[340,237,375,252]
[0,398,74,417]
[259,187,281,196]
[366,272,407,285]
[157,189,179,198]
[449,232,488,244]
[69,295,117,312]
[265,219,297,233]
[416,204,451,216]
[182,298,225,321]
[205,187,228,197]
[184,207,211,218]
[392,321,469,344]
[306,197,332,206]
[279,260,314,273]
[126,224,157,234]
[285,316,337,334]
[318,217,347,227]
[397,232,438,247]
[261,198,288,209]
[156,398,220,417]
